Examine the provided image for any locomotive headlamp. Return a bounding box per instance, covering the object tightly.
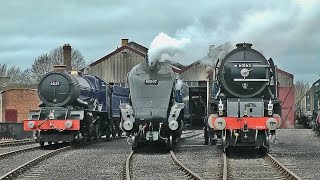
[123,120,133,131]
[169,120,179,130]
[266,118,278,130]
[208,114,215,128]
[49,110,55,119]
[218,99,224,116]
[218,99,224,110]
[268,100,273,116]
[65,120,73,128]
[27,121,35,129]
[214,118,226,130]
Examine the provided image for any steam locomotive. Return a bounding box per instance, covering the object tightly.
[120,61,185,150]
[23,66,128,147]
[205,43,281,153]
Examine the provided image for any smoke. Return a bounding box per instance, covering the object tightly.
[169,0,320,82]
[147,32,191,67]
[175,79,183,90]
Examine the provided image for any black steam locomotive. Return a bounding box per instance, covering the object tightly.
[120,61,185,150]
[24,66,128,146]
[205,43,281,152]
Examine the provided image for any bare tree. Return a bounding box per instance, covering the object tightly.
[31,46,86,83]
[49,46,86,70]
[31,53,52,83]
[295,80,310,103]
[0,63,29,90]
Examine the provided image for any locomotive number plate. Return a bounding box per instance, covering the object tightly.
[238,63,252,68]
[50,81,60,86]
[145,79,158,85]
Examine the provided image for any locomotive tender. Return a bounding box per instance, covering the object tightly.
[120,61,185,150]
[205,43,281,152]
[23,66,128,146]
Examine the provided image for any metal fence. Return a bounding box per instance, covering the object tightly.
[0,122,33,140]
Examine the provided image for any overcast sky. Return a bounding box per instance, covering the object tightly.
[0,0,319,83]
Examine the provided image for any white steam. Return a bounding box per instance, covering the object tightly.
[175,79,183,90]
[147,32,191,67]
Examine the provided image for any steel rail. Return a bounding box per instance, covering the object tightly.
[0,146,40,159]
[265,153,302,180]
[0,139,35,147]
[170,150,204,180]
[0,146,71,180]
[222,153,228,180]
[125,151,134,180]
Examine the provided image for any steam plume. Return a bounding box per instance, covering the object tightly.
[147,33,190,67]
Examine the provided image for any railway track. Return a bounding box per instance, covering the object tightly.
[123,150,204,180]
[0,144,71,180]
[223,150,302,180]
[0,139,35,147]
[122,131,205,180]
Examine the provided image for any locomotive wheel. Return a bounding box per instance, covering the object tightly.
[262,134,270,153]
[210,138,216,145]
[166,135,173,150]
[95,125,101,142]
[39,141,45,148]
[204,129,209,145]
[105,127,111,141]
[222,133,227,153]
[131,136,137,151]
[118,129,123,137]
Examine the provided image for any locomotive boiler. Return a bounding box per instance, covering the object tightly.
[205,43,281,153]
[120,61,185,150]
[23,66,118,146]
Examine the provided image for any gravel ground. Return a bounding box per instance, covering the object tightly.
[0,149,52,177]
[174,132,222,179]
[0,143,39,154]
[270,129,320,179]
[16,138,131,180]
[130,153,187,180]
[227,148,286,180]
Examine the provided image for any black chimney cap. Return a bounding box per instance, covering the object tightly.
[236,43,252,49]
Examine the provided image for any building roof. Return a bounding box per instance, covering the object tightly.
[127,42,148,53]
[277,68,294,78]
[179,61,201,74]
[1,88,37,93]
[89,43,147,67]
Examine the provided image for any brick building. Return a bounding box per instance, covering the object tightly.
[0,89,40,122]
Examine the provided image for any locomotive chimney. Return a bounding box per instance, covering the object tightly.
[121,38,129,46]
[208,45,215,57]
[63,44,72,71]
[53,65,67,72]
[236,43,252,49]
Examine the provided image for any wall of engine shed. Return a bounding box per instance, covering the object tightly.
[0,89,40,122]
[88,49,145,85]
[277,68,295,128]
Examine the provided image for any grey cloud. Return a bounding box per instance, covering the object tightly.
[0,0,319,83]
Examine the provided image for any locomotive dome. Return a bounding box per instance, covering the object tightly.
[218,43,271,98]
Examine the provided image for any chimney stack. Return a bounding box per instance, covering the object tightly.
[63,44,72,71]
[121,38,129,46]
[53,65,67,72]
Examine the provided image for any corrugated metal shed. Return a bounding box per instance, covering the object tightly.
[180,42,233,85]
[88,40,147,84]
